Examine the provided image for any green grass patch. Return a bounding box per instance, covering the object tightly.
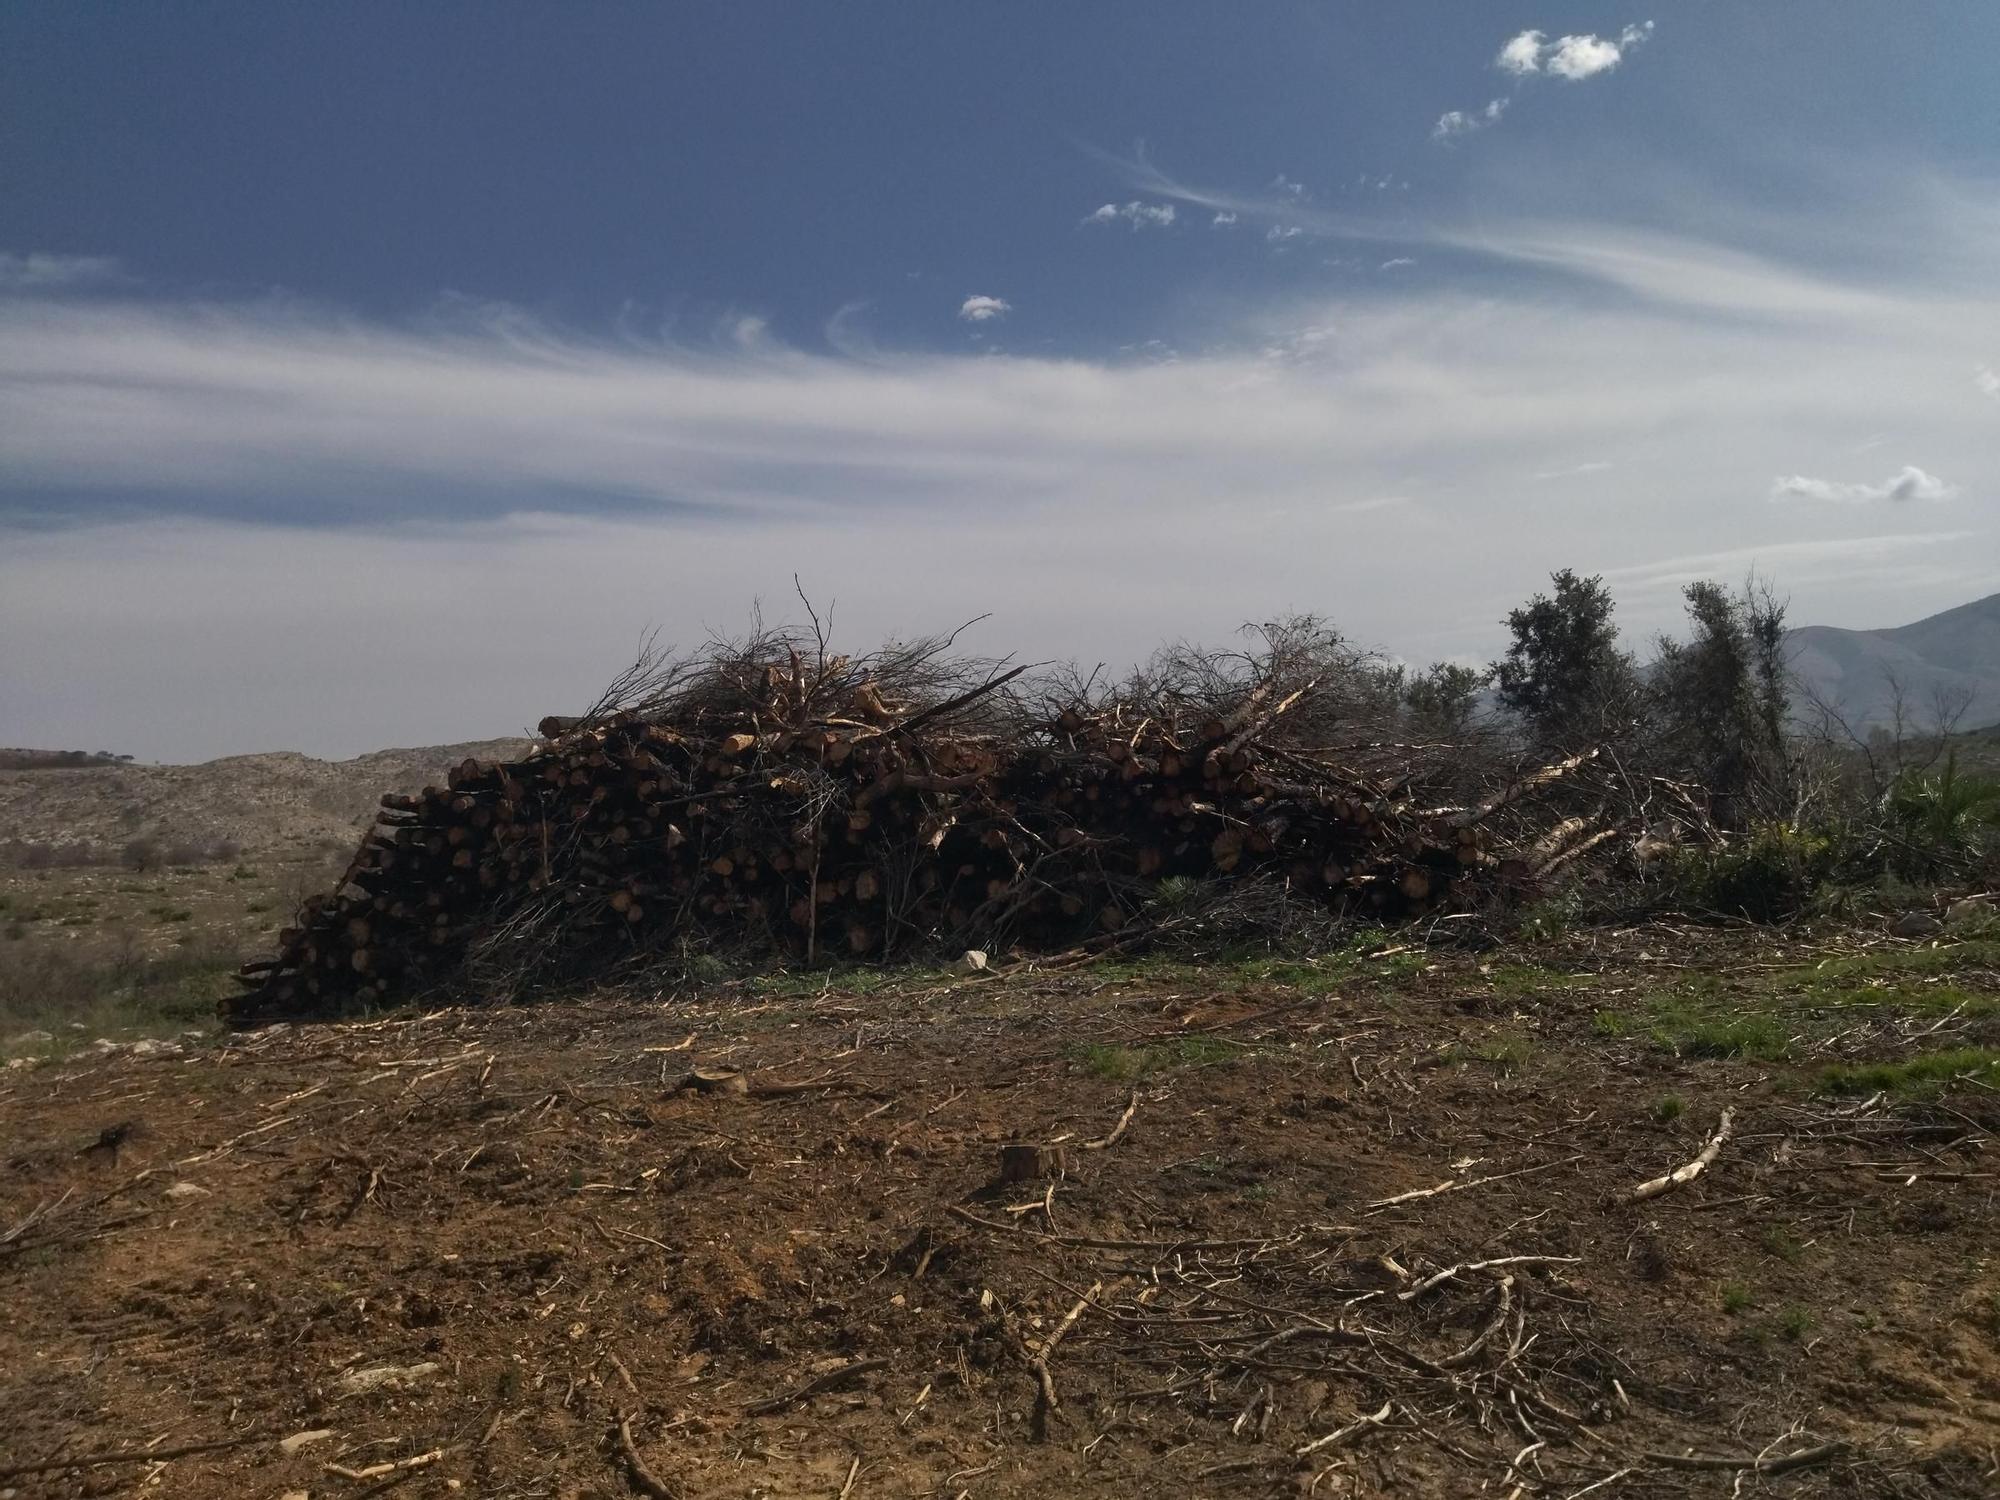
[1652,1092,1686,1123]
[0,931,239,1052]
[1074,1035,1246,1081]
[1816,1048,2000,1099]
[1759,1224,1804,1263]
[748,965,949,999]
[1638,997,1791,1061]
[1484,963,1590,998]
[1776,940,2000,995]
[1720,1281,1755,1315]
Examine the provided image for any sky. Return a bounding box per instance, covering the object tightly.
[3,2,1997,762]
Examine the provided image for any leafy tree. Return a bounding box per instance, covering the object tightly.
[1651,579,1792,826]
[1493,570,1637,743]
[1403,661,1489,737]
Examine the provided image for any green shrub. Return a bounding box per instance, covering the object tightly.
[1882,752,2000,879]
[1659,823,1840,922]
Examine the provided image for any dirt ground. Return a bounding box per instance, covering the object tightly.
[2,925,1996,1498]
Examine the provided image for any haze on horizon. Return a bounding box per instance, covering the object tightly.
[2,4,1996,763]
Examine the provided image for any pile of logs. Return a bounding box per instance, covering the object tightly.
[225,658,1521,1024]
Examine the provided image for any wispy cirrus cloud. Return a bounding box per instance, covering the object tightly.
[1770,465,1959,505]
[2,198,1993,759]
[1433,98,1509,141]
[0,252,124,291]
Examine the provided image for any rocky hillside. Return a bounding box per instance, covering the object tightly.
[1788,590,2000,734]
[0,740,530,861]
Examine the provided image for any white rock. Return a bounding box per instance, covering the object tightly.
[164,1181,211,1200]
[127,1038,182,1058]
[959,948,990,973]
[279,1428,336,1454]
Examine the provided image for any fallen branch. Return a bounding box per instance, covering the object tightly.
[0,1430,272,1480]
[1296,1400,1393,1456]
[1079,1091,1139,1151]
[1397,1255,1579,1302]
[1366,1153,1584,1211]
[613,1409,677,1499]
[742,1357,887,1417]
[1616,1108,1734,1205]
[1641,1441,1845,1475]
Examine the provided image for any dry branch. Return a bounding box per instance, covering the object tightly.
[613,1409,677,1499]
[1616,1109,1734,1204]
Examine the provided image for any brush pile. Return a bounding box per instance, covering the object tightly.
[226,621,1574,1023]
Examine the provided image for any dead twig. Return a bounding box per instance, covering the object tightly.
[1641,1441,1845,1475]
[1079,1090,1139,1150]
[742,1357,888,1417]
[613,1408,677,1499]
[1296,1399,1393,1456]
[1398,1255,1578,1301]
[1616,1108,1734,1205]
[0,1429,272,1480]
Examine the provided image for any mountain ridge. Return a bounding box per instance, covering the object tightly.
[1786,590,2000,735]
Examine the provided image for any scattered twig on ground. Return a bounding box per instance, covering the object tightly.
[1616,1108,1734,1205]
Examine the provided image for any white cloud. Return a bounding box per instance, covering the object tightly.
[1497,30,1545,76]
[1270,175,1307,199]
[1380,257,1416,270]
[1446,21,1655,140]
[1265,225,1303,244]
[1,204,1994,758]
[1211,211,1238,228]
[1769,465,1960,505]
[958,295,1011,323]
[1977,364,2000,399]
[1497,21,1653,82]
[1433,98,1508,141]
[1082,200,1176,230]
[1546,35,1624,81]
[0,252,122,290]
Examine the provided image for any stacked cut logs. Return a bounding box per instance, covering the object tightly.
[224,679,1504,1024]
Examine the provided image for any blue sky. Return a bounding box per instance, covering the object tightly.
[3,4,1997,759]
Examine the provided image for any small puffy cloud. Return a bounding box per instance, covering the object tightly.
[1211,211,1238,228]
[1770,465,1959,505]
[1265,225,1303,244]
[1489,22,1652,84]
[1547,21,1653,80]
[1270,174,1307,199]
[1380,257,1416,270]
[1433,97,1508,140]
[1977,365,2000,400]
[0,252,122,291]
[1497,30,1545,75]
[1082,200,1176,230]
[958,295,1011,323]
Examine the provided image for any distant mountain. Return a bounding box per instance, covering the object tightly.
[0,739,530,860]
[1787,591,2000,735]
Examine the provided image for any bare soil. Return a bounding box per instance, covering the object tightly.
[2,926,1996,1498]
